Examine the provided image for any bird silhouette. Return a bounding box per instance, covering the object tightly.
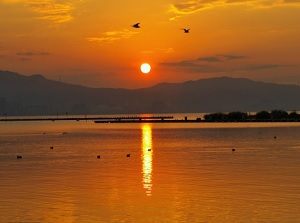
[132,23,140,28]
[182,28,190,33]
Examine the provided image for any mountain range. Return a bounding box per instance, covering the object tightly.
[0,70,299,116]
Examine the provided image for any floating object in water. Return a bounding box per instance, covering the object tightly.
[17,155,22,159]
[97,155,101,159]
[126,153,131,157]
[50,146,54,149]
[232,148,236,152]
[274,136,277,139]
[147,149,151,151]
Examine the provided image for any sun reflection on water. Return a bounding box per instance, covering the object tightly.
[141,124,153,196]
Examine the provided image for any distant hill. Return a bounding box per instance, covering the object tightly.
[0,70,300,116]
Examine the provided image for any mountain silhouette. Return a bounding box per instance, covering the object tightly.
[1,70,299,116]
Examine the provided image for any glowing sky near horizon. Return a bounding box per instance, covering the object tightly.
[0,0,300,88]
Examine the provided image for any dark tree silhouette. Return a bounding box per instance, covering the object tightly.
[204,110,299,122]
[228,111,248,121]
[289,111,300,120]
[271,110,289,120]
[204,112,227,121]
[256,110,271,120]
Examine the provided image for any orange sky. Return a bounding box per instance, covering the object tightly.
[1,0,300,88]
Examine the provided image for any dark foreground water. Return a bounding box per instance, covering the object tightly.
[0,117,300,223]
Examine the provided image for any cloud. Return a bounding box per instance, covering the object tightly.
[160,54,284,73]
[28,0,78,24]
[1,0,22,3]
[162,60,197,67]
[15,51,50,62]
[168,0,300,19]
[142,48,175,54]
[169,0,241,17]
[16,51,50,56]
[19,57,31,62]
[283,0,300,3]
[157,47,175,54]
[160,60,225,72]
[2,0,79,24]
[240,64,280,71]
[86,29,138,43]
[197,56,223,63]
[197,54,247,63]
[220,54,247,60]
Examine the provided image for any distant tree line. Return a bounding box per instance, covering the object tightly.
[204,110,300,122]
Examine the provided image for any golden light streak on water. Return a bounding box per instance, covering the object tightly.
[141,124,153,196]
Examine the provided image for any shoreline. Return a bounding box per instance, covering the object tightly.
[1,115,299,123]
[94,119,300,123]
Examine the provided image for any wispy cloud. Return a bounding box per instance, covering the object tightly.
[2,0,80,24]
[16,51,50,56]
[240,64,280,71]
[1,0,22,3]
[197,54,247,62]
[220,54,247,60]
[157,47,175,54]
[141,48,175,55]
[29,1,74,24]
[160,53,285,73]
[169,0,242,20]
[19,57,31,62]
[283,0,300,3]
[15,51,50,62]
[86,29,138,43]
[160,60,225,73]
[168,0,300,20]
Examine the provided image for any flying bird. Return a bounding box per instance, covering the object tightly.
[132,23,140,28]
[182,28,190,33]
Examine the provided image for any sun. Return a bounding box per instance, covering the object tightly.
[140,63,151,74]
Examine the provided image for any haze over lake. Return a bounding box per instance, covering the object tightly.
[1,71,300,116]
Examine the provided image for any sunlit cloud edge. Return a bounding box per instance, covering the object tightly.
[86,29,139,44]
[168,0,300,20]
[2,0,79,25]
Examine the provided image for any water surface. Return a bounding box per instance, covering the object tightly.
[1,118,300,222]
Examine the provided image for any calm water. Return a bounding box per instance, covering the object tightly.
[0,115,300,223]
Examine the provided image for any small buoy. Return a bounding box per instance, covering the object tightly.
[147,149,151,152]
[274,136,277,139]
[17,155,22,159]
[232,148,236,152]
[97,155,101,159]
[126,154,131,157]
[50,146,54,149]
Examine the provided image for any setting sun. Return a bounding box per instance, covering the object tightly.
[140,63,151,74]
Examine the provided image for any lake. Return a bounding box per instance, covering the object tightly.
[1,114,300,223]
